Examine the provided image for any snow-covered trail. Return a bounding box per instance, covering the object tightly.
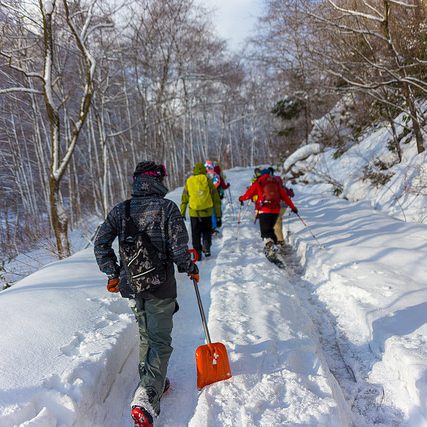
[140,168,351,427]
[1,167,426,427]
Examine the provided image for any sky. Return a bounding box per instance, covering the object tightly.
[196,0,265,50]
[1,157,426,425]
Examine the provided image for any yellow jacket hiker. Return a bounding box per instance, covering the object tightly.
[180,162,221,260]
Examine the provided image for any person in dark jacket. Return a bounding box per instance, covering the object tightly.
[94,161,199,426]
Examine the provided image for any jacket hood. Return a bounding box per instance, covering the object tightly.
[132,174,168,198]
[193,163,207,175]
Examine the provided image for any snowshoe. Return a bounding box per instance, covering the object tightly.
[264,240,285,269]
[131,406,153,427]
[265,253,285,269]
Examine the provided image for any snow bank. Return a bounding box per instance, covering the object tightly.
[0,249,138,427]
[283,143,323,173]
[287,190,427,425]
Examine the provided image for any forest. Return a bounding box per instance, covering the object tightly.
[1,0,426,265]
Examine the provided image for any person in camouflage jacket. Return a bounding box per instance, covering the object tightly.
[94,161,199,424]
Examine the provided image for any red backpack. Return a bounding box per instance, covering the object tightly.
[260,176,281,205]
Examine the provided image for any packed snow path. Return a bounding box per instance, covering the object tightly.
[1,167,426,426]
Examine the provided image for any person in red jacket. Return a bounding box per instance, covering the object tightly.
[238,168,298,260]
[268,166,295,249]
[213,164,230,199]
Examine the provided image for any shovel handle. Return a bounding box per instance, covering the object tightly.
[192,278,212,345]
[188,249,211,343]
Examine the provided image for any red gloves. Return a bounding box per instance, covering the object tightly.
[106,277,120,293]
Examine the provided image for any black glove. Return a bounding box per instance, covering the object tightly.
[239,197,244,206]
[292,207,298,214]
[216,217,222,228]
[188,262,199,275]
[188,262,199,283]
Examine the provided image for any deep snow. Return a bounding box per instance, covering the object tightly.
[1,167,426,426]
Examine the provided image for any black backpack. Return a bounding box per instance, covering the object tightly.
[119,200,167,294]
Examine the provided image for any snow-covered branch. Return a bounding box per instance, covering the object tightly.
[0,87,42,95]
[0,52,44,81]
[325,0,384,21]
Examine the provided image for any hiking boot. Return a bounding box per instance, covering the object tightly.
[203,249,211,257]
[131,406,153,427]
[263,239,276,259]
[131,386,156,425]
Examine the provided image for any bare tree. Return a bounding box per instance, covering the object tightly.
[0,0,114,258]
[307,0,426,154]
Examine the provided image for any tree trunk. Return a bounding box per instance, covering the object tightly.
[49,175,70,258]
[402,83,425,154]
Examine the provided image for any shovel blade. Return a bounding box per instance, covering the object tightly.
[195,342,232,390]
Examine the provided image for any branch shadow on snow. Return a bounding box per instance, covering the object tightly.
[370,302,427,356]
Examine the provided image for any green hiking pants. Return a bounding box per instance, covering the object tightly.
[130,296,177,415]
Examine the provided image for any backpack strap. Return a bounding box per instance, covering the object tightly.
[123,199,135,241]
[123,199,141,242]
[122,199,164,261]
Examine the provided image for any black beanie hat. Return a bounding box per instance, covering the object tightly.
[133,161,167,178]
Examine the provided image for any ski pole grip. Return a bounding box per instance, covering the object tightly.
[188,248,199,263]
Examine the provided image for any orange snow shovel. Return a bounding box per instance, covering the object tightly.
[188,249,232,390]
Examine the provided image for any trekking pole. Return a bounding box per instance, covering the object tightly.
[226,188,235,219]
[286,209,292,242]
[240,201,251,223]
[253,211,259,224]
[295,213,323,247]
[235,204,242,241]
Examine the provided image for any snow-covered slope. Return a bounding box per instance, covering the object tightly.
[1,168,426,426]
[285,103,427,224]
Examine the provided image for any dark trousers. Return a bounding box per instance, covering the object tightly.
[190,216,212,256]
[130,296,177,415]
[259,213,279,243]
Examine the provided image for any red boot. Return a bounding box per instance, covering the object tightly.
[131,406,153,427]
